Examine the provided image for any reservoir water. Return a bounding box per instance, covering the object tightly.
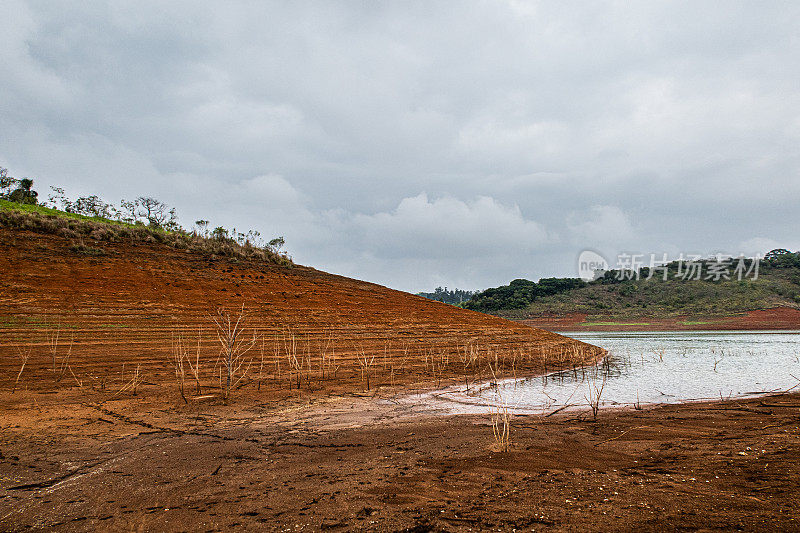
[433,331,800,414]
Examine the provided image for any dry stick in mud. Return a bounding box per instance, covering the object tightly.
[491,399,512,452]
[186,329,203,395]
[303,335,313,388]
[382,339,390,371]
[488,362,512,452]
[540,344,548,374]
[585,365,607,420]
[319,330,333,382]
[423,347,435,386]
[437,349,449,388]
[381,339,394,385]
[47,327,74,384]
[387,341,395,387]
[87,369,108,392]
[330,343,339,380]
[459,344,469,391]
[212,305,257,401]
[356,346,376,391]
[332,333,340,380]
[272,333,281,384]
[132,363,141,395]
[288,337,299,390]
[389,342,408,387]
[12,346,32,394]
[283,329,302,390]
[398,342,409,380]
[68,364,83,389]
[113,363,142,398]
[257,335,266,391]
[511,348,519,387]
[168,332,188,403]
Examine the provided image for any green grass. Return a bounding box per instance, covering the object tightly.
[0,199,141,229]
[0,199,294,266]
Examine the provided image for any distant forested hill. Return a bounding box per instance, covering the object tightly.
[463,278,587,311]
[464,250,800,319]
[417,287,476,306]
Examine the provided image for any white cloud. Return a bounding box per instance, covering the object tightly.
[347,194,548,260]
[272,193,551,291]
[738,237,800,257]
[567,205,636,247]
[0,1,74,108]
[2,2,800,292]
[240,174,306,207]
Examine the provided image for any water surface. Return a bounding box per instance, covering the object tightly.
[438,330,800,414]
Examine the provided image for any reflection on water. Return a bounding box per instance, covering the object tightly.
[447,331,800,414]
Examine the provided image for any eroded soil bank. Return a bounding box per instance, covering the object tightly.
[0,226,599,395]
[1,388,798,532]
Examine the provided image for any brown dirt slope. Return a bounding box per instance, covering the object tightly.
[0,227,600,396]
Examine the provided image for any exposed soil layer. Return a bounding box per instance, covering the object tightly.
[3,227,798,531]
[517,307,800,331]
[1,389,798,531]
[0,227,599,397]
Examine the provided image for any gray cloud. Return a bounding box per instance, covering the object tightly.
[2,1,799,291]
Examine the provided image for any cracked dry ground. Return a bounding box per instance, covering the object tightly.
[1,391,799,532]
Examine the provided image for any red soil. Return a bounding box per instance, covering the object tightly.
[0,226,598,397]
[1,226,799,531]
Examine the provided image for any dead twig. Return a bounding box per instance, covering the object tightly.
[12,346,32,394]
[211,305,257,402]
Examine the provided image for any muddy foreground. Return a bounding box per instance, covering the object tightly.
[1,387,799,532]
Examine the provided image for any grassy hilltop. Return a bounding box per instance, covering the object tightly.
[0,168,291,266]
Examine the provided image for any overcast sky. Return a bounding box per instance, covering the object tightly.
[2,1,799,292]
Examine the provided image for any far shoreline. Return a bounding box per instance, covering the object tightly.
[510,306,800,331]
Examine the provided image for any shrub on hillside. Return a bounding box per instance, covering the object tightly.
[69,241,106,256]
[1,169,39,205]
[0,166,293,267]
